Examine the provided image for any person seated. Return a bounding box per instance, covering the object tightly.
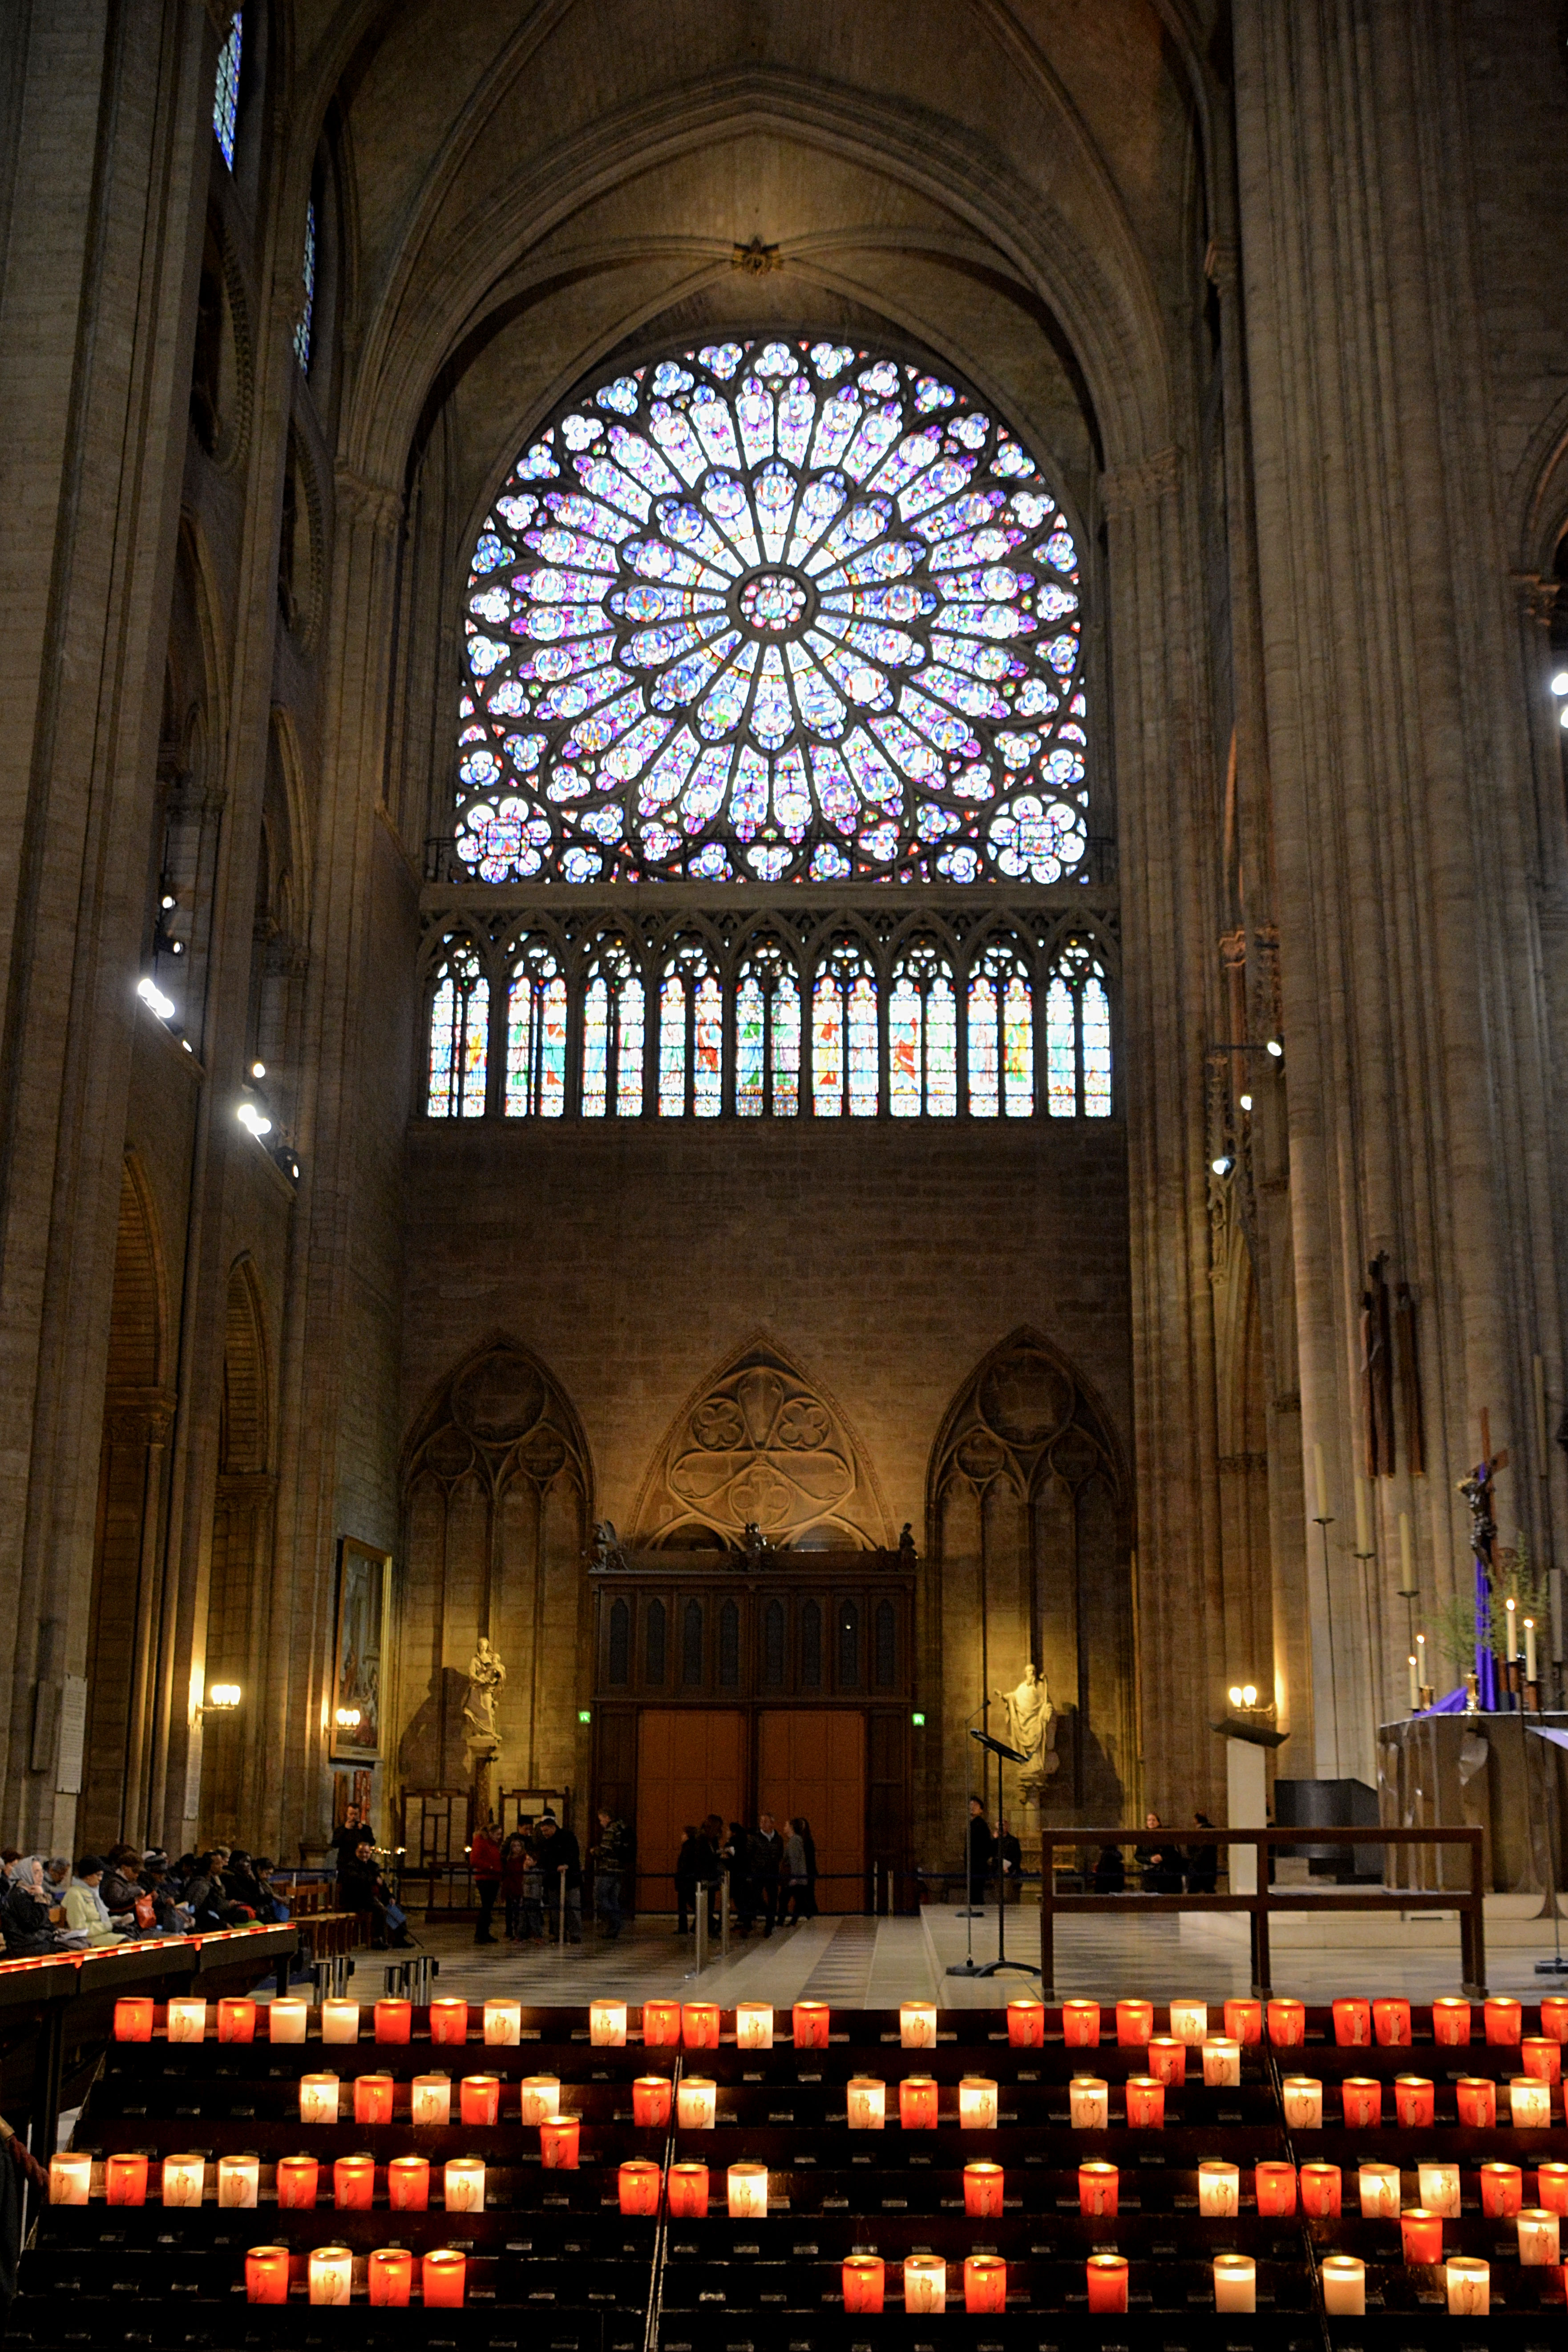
[42,1858,72,1920]
[99,1846,145,1929]
[140,1861,191,1933]
[0,1858,58,1955]
[1091,1843,1126,1893]
[340,1838,411,1949]
[63,1859,120,1947]
[1140,1812,1185,1892]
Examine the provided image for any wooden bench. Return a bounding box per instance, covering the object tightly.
[292,1909,371,1962]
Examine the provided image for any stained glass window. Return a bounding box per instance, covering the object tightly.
[452,338,1089,887]
[427,940,488,1117]
[813,936,879,1116]
[581,938,644,1116]
[293,198,316,371]
[1047,937,1113,1117]
[889,937,957,1117]
[968,935,1033,1117]
[504,937,567,1116]
[658,939,723,1116]
[213,13,242,167]
[735,937,800,1115]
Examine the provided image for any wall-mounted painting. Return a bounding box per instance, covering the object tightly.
[333,1539,389,1761]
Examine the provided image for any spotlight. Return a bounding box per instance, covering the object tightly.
[170,939,184,954]
[251,1060,266,1079]
[1239,1092,1253,1111]
[237,1102,272,1138]
[1241,1684,1258,1708]
[161,893,177,910]
[1560,707,1568,731]
[1265,1038,1283,1059]
[137,976,176,1021]
[1228,1685,1243,1708]
[1211,1153,1233,1177]
[1553,671,1568,695]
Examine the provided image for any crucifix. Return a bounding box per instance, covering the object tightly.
[1458,1410,1509,1712]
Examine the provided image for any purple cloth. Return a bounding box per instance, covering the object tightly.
[1413,1687,1468,1715]
[1475,1554,1501,1709]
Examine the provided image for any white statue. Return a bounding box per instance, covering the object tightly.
[463,1635,506,1749]
[994,1661,1059,1790]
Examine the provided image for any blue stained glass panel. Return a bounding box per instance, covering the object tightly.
[213,13,242,166]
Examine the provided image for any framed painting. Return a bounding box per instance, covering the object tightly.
[333,1538,389,1761]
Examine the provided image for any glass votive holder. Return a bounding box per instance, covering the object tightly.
[268,1999,308,2044]
[846,2076,885,2129]
[1079,2159,1118,2217]
[902,2255,946,2314]
[161,2154,205,2209]
[48,2154,91,2205]
[308,2246,353,2307]
[1523,2035,1562,2085]
[1400,2207,1443,2265]
[736,2003,773,2050]
[541,2117,580,2170]
[899,2075,938,2130]
[368,2248,413,2308]
[1543,1996,1568,2042]
[1373,1996,1411,2046]
[1213,2255,1255,2313]
[676,2077,716,2130]
[1007,1999,1044,2047]
[1511,2075,1552,2129]
[1224,1997,1262,2045]
[410,2073,452,2127]
[428,1998,468,2046]
[964,2255,1006,2314]
[1300,2162,1341,2219]
[1333,1997,1371,2048]
[727,2161,768,2218]
[900,2001,936,2049]
[1417,2160,1460,2217]
[218,2154,259,2209]
[842,2254,884,2312]
[1061,1998,1100,2047]
[643,1999,681,2047]
[422,2249,465,2308]
[1281,2075,1322,2130]
[483,2000,521,2046]
[1445,2256,1489,2316]
[964,2160,1004,2217]
[298,2073,340,2125]
[1536,2160,1568,2214]
[320,1999,360,2045]
[667,2162,708,2217]
[1358,2162,1400,2219]
[166,1997,207,2044]
[218,1998,256,2043]
[682,2001,719,2050]
[114,1997,154,2042]
[958,2075,998,2128]
[334,2154,375,2211]
[1518,2205,1561,2264]
[1321,2255,1365,2316]
[1202,2037,1241,2087]
[354,2073,396,2127]
[105,2152,148,2206]
[1457,2076,1496,2128]
[245,2246,291,2304]
[1267,1997,1305,2047]
[590,2000,627,2047]
[1169,1999,1207,2045]
[443,2156,486,2212]
[1124,2076,1164,2128]
[1197,2160,1239,2217]
[633,2076,672,2128]
[619,2160,661,2216]
[517,2075,560,2125]
[388,2155,430,2211]
[1086,2254,1129,2313]
[275,2155,319,2210]
[459,2073,500,2127]
[1146,2037,1185,2087]
[792,2001,829,2048]
[375,2000,412,2044]
[1116,1998,1153,2047]
[1255,2161,1297,2216]
[1479,2161,1523,2219]
[1069,2075,1108,2130]
[1342,2076,1382,2129]
[1394,2074,1433,2127]
[1486,1996,1523,2045]
[1431,1996,1471,2045]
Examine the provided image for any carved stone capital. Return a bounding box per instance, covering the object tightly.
[1512,572,1561,627]
[335,465,404,540]
[1204,238,1239,295]
[1100,445,1180,519]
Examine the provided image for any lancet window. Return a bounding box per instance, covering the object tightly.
[504,936,567,1117]
[735,938,801,1116]
[293,198,316,371]
[967,934,1034,1117]
[658,939,723,1118]
[888,938,957,1118]
[812,936,879,1118]
[1047,938,1113,1118]
[426,941,488,1118]
[213,14,242,166]
[581,938,644,1117]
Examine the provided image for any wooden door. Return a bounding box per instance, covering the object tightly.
[758,1710,866,1912]
[635,1709,746,1909]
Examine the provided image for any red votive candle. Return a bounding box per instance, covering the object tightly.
[334,2154,375,2211]
[105,2153,148,2206]
[1333,1997,1372,2048]
[114,1997,154,2042]
[1079,2160,1118,2217]
[1538,2161,1568,2215]
[842,2255,884,2312]
[1116,1999,1153,2047]
[541,2117,580,2170]
[1542,1998,1568,2043]
[964,2161,1004,2217]
[1401,2208,1443,2265]
[1342,2077,1382,2129]
[1062,1999,1100,2047]
[1007,1999,1044,2047]
[791,2000,829,2048]
[899,2076,938,2130]
[667,2162,708,2217]
[643,2000,681,2047]
[633,2076,672,2128]
[1480,2162,1524,2219]
[422,2250,465,2308]
[1125,2075,1164,2127]
[618,2160,661,2216]
[1373,1997,1411,2047]
[354,2073,396,2126]
[245,2246,290,2304]
[1458,2077,1497,2128]
[1394,2075,1435,2127]
[369,2248,413,2308]
[1255,2161,1297,2216]
[682,2002,719,2049]
[1267,1998,1305,2047]
[1087,2255,1129,2313]
[375,2000,412,2045]
[428,1999,469,2045]
[388,2155,430,2211]
[1524,2036,1562,2085]
[275,2155,319,2210]
[218,2000,256,2043]
[1486,1996,1523,2045]
[1224,1997,1262,2045]
[459,2074,501,2126]
[1301,2162,1342,2218]
[964,2255,1006,2314]
[1146,2037,1185,2087]
[1432,1996,1471,2045]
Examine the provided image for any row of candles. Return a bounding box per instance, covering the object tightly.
[244,2245,465,2307]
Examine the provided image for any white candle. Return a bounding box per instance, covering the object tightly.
[298,2074,340,2125]
[1527,1617,1539,1684]
[677,2077,716,2129]
[161,2154,206,2208]
[1282,2075,1322,2129]
[518,2075,561,2125]
[590,2000,626,2048]
[166,1998,207,2044]
[1511,2076,1552,2128]
[727,2162,768,2218]
[736,2003,774,2050]
[1418,2161,1460,2217]
[903,2256,946,2315]
[1321,2257,1365,2316]
[319,2000,360,2044]
[1169,2000,1207,2045]
[1445,2258,1489,2316]
[484,2000,521,2045]
[1214,2256,1255,2313]
[1197,2161,1239,2217]
[1408,1653,1419,1710]
[1313,1442,1329,1520]
[1358,2162,1400,2219]
[410,2073,451,2126]
[1201,2037,1241,2087]
[48,2154,91,2206]
[900,2001,937,2049]
[1069,2076,1108,2129]
[1506,1597,1518,1661]
[443,2157,486,2212]
[1518,2207,1561,2265]
[308,2246,353,2308]
[958,2076,998,2129]
[847,2076,885,2129]
[268,2000,308,2044]
[217,2154,259,2208]
[1354,1475,1370,1554]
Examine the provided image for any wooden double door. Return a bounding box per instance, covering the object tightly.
[634,1708,865,1913]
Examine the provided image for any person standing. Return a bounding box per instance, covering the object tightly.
[780,1819,809,1925]
[797,1817,819,1918]
[749,1814,783,1936]
[722,1822,753,1932]
[674,1825,701,1934]
[536,1814,582,1943]
[964,1796,994,1914]
[592,1808,630,1938]
[470,1817,501,1944]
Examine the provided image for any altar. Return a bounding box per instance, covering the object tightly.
[1378,1710,1568,1895]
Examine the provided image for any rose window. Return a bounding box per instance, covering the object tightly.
[454,338,1090,886]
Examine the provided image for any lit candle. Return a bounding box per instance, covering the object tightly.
[166,1997,207,2044]
[410,2074,452,2127]
[1524,2035,1561,2085]
[643,1999,681,2047]
[299,2073,340,2126]
[1342,2076,1382,2128]
[900,2001,937,2049]
[388,2155,430,2211]
[1358,2162,1400,2219]
[632,2076,672,2128]
[48,2154,91,2206]
[1514,2075,1554,2127]
[1479,2161,1523,2218]
[541,2117,580,2170]
[1400,2208,1443,2265]
[1255,2160,1297,2216]
[1416,1631,1428,1693]
[1061,1998,1100,2047]
[369,2248,413,2308]
[268,1999,308,2044]
[676,2077,716,2130]
[245,2246,291,2304]
[964,2161,1004,2217]
[218,1998,256,2043]
[1086,2255,1128,2314]
[1116,1998,1153,2047]
[1355,1474,1371,1555]
[727,2162,768,2219]
[1457,2076,1497,2127]
[428,1998,469,2046]
[517,2075,560,2125]
[354,2073,396,2127]
[898,2075,938,2130]
[1069,2075,1108,2130]
[422,2250,465,2309]
[1168,1999,1207,2046]
[320,1999,360,2045]
[842,2255,884,2313]
[846,2076,885,2130]
[308,2246,354,2307]
[375,1999,412,2045]
[735,2003,773,2050]
[1543,1996,1568,2042]
[1281,2075,1322,2129]
[902,2255,946,2315]
[334,2154,375,2211]
[1527,1617,1539,1682]
[1224,1997,1262,2044]
[1445,2257,1488,2316]
[682,2002,719,2050]
[1417,2160,1459,2217]
[1518,2205,1561,2264]
[1197,2160,1240,2217]
[276,2155,319,2210]
[963,2255,1006,2314]
[105,2152,148,2206]
[1214,2255,1255,2314]
[1394,2074,1433,2127]
[1300,2162,1341,2219]
[1006,1998,1044,2048]
[1408,1653,1419,1710]
[667,2162,708,2217]
[1432,1996,1471,2045]
[1538,2161,1568,2214]
[443,2157,486,2212]
[618,2160,661,2216]
[1079,2159,1118,2217]
[590,2000,628,2048]
[218,2154,259,2209]
[114,1997,154,2042]
[161,2154,205,2209]
[483,1998,521,2046]
[1267,1998,1305,2047]
[1486,1995,1524,2045]
[1332,1996,1371,2047]
[1321,2256,1366,2316]
[459,2073,501,2127]
[791,2001,829,2049]
[1146,2037,1185,2087]
[1314,1441,1329,1520]
[1506,1596,1518,1661]
[1124,2075,1164,2128]
[1373,1996,1410,2046]
[1201,2037,1241,2087]
[958,2074,998,2129]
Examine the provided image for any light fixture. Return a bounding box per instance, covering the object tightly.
[1228,1685,1243,1707]
[1211,1154,1233,1178]
[1552,671,1568,695]
[1559,706,1568,730]
[251,1060,267,1079]
[170,939,184,954]
[206,1683,241,1713]
[577,1707,592,1724]
[161,893,177,910]
[1242,1683,1257,1707]
[237,1102,272,1138]
[335,1706,362,1731]
[1239,1092,1253,1111]
[1265,1038,1283,1058]
[137,976,176,1021]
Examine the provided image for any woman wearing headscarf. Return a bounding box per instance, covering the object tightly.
[0,1858,56,1955]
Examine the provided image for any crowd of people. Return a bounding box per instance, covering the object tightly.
[674,1813,816,1935]
[0,1843,288,1955]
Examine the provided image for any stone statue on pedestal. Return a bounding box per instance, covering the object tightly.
[994,1661,1059,1793]
[463,1635,505,1750]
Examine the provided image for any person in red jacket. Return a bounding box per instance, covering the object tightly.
[470,1819,502,1944]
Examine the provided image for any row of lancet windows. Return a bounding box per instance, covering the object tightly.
[426,929,1112,1120]
[212,17,315,372]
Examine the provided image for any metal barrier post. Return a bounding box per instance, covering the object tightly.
[558,1864,568,1948]
[1039,1845,1056,1995]
[720,1872,730,1960]
[694,1902,708,1974]
[1251,1837,1271,1994]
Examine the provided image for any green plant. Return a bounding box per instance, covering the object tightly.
[1487,1532,1548,1660]
[1427,1591,1480,1685]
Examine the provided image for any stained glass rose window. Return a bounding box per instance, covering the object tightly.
[454,338,1089,886]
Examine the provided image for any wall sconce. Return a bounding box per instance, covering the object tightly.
[201,1683,241,1718]
[335,1705,362,1732]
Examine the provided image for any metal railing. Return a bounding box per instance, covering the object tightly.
[1037,1825,1487,1996]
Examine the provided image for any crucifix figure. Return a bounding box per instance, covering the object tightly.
[1457,1410,1509,1712]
